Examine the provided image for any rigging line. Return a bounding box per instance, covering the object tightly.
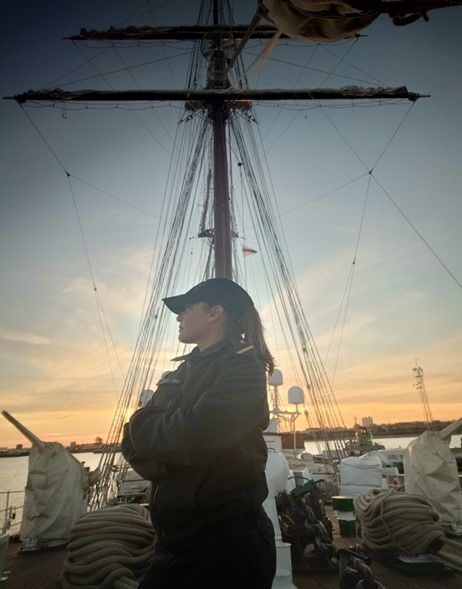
[139,115,184,322]
[131,121,209,394]
[370,102,416,170]
[234,120,346,435]
[23,102,184,112]
[53,51,190,88]
[243,114,296,288]
[67,175,122,391]
[319,41,383,85]
[19,106,68,174]
[371,174,462,292]
[318,38,358,89]
[266,41,359,162]
[246,115,299,294]
[320,109,368,169]
[241,49,381,87]
[144,0,178,88]
[242,172,369,234]
[324,263,353,365]
[243,31,282,87]
[114,0,155,27]
[69,174,158,217]
[21,105,124,432]
[114,0,182,26]
[263,44,320,141]
[75,41,175,158]
[321,101,416,173]
[257,100,410,112]
[331,174,372,386]
[45,46,112,88]
[113,44,175,143]
[318,106,461,291]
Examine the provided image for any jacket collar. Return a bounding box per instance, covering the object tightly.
[171,337,236,362]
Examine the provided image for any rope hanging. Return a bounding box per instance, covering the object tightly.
[354,489,445,555]
[61,504,155,589]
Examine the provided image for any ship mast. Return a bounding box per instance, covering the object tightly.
[5,1,423,281]
[210,0,232,278]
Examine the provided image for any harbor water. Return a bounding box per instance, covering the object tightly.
[2,436,461,495]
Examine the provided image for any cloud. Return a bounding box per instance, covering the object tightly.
[0,328,51,346]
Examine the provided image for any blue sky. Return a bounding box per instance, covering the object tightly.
[1,1,461,447]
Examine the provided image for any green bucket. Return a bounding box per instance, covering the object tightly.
[332,496,356,538]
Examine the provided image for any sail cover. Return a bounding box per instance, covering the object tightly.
[20,442,90,550]
[404,431,462,535]
[261,0,379,41]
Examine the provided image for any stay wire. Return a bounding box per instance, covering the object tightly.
[69,174,157,217]
[20,104,157,218]
[331,173,371,386]
[266,39,357,153]
[242,49,379,87]
[323,105,462,291]
[19,106,68,175]
[144,0,178,88]
[370,102,416,170]
[18,106,124,476]
[67,175,123,387]
[372,175,462,292]
[112,44,175,144]
[53,51,190,88]
[74,41,174,158]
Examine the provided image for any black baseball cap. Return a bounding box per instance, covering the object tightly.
[163,278,254,316]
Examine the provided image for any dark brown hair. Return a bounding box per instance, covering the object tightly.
[205,302,275,374]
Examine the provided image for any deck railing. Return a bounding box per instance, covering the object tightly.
[0,490,24,535]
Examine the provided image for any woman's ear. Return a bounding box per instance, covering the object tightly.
[207,304,225,323]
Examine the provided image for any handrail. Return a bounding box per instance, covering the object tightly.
[0,489,24,534]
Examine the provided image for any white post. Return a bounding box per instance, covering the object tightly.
[264,448,296,589]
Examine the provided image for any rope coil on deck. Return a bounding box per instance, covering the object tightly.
[61,503,155,589]
[354,489,445,555]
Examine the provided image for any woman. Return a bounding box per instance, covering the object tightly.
[122,277,277,588]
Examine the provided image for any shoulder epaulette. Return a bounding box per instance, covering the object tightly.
[236,344,254,355]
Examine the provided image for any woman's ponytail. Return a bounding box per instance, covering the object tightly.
[239,306,275,375]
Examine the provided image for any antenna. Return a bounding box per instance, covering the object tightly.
[412,360,434,425]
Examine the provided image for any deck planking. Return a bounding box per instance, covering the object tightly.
[3,517,462,588]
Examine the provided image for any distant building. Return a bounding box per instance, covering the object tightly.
[69,441,77,450]
[16,443,23,450]
[362,416,374,428]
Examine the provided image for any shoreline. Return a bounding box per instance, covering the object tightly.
[2,420,460,457]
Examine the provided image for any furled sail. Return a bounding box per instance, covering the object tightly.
[261,0,379,41]
[261,0,462,42]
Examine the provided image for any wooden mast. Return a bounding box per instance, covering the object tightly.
[210,0,232,279]
[4,1,426,280]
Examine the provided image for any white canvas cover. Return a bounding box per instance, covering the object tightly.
[339,452,383,497]
[404,430,462,535]
[262,0,378,42]
[20,442,90,550]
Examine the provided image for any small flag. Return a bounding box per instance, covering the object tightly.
[242,244,257,256]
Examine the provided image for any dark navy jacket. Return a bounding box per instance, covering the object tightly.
[122,338,269,552]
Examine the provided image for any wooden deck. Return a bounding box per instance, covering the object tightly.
[2,537,63,589]
[2,517,462,588]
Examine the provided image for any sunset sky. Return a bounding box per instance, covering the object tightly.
[1,1,461,448]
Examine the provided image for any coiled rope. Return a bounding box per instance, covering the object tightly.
[61,503,155,589]
[354,489,445,555]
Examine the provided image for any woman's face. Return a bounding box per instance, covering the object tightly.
[176,302,215,345]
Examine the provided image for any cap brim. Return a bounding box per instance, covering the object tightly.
[162,294,189,314]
